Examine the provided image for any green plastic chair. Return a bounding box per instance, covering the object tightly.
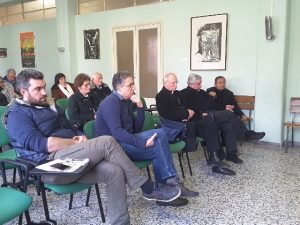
[56,98,69,111]
[0,187,32,224]
[83,120,152,178]
[0,106,17,180]
[142,111,190,178]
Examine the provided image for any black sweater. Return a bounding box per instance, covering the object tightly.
[206,87,244,117]
[89,83,112,111]
[180,86,216,116]
[155,87,189,121]
[68,91,95,130]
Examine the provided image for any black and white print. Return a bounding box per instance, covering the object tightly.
[84,29,100,59]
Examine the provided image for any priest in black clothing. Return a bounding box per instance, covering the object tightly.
[156,73,237,176]
[207,76,265,140]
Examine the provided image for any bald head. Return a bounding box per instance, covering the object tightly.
[163,72,178,92]
[91,72,103,86]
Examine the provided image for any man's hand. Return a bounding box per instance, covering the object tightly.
[146,133,157,147]
[202,113,209,117]
[130,95,143,108]
[208,91,216,97]
[187,109,195,120]
[73,135,88,143]
[225,105,234,111]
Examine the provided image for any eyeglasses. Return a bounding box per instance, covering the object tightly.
[83,83,91,87]
[124,82,135,88]
[168,81,179,85]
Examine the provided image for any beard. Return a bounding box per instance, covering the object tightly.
[26,94,49,107]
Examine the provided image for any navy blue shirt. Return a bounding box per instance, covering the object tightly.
[95,92,146,149]
[6,99,82,162]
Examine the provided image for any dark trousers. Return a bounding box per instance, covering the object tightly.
[184,116,221,153]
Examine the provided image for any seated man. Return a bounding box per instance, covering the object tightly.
[95,72,199,207]
[90,72,112,111]
[207,76,265,140]
[180,74,243,163]
[6,69,180,225]
[156,73,237,175]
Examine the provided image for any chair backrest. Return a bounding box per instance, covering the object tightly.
[140,97,147,109]
[0,106,9,147]
[83,120,95,139]
[290,97,300,113]
[142,111,156,131]
[56,98,69,111]
[234,95,255,111]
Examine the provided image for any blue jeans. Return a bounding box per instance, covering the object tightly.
[120,129,177,183]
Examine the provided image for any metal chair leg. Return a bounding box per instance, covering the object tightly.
[12,168,16,183]
[177,153,185,178]
[95,183,106,223]
[285,127,290,153]
[146,166,151,180]
[186,152,193,176]
[85,187,92,206]
[41,185,57,225]
[68,194,74,210]
[292,127,294,146]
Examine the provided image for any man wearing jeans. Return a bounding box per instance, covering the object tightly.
[95,72,199,207]
[6,69,180,225]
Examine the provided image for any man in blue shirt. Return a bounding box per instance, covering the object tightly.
[6,69,180,225]
[95,72,199,207]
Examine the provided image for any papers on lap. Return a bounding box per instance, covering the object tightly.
[36,158,89,173]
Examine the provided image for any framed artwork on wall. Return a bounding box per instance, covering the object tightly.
[84,29,100,59]
[190,13,228,70]
[0,48,7,58]
[20,32,35,68]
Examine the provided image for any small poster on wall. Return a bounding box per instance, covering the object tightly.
[84,29,100,59]
[0,48,7,58]
[190,13,228,70]
[20,32,35,68]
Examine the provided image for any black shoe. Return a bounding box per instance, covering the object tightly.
[166,177,199,198]
[245,131,265,141]
[156,197,188,207]
[227,154,243,164]
[178,182,199,198]
[212,166,236,176]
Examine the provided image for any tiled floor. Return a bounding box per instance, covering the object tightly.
[3,142,300,225]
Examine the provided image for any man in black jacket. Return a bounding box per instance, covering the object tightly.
[90,72,112,111]
[181,74,243,163]
[207,76,265,140]
[156,73,237,176]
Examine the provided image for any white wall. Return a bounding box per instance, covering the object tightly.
[0,19,59,94]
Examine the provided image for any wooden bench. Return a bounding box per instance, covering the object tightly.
[234,95,255,130]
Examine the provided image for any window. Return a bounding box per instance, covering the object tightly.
[78,0,174,15]
[0,0,56,26]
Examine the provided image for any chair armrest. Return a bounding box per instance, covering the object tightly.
[16,157,41,167]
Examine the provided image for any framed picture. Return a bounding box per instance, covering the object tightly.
[84,29,100,59]
[0,48,7,58]
[190,13,228,70]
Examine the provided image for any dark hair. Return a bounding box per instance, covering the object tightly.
[214,76,226,84]
[54,73,66,86]
[16,69,44,92]
[74,73,90,90]
[112,72,133,90]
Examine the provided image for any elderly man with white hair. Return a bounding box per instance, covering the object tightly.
[156,73,236,176]
[90,72,112,111]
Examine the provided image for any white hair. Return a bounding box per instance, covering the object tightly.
[91,72,102,80]
[163,72,177,84]
[187,73,202,85]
